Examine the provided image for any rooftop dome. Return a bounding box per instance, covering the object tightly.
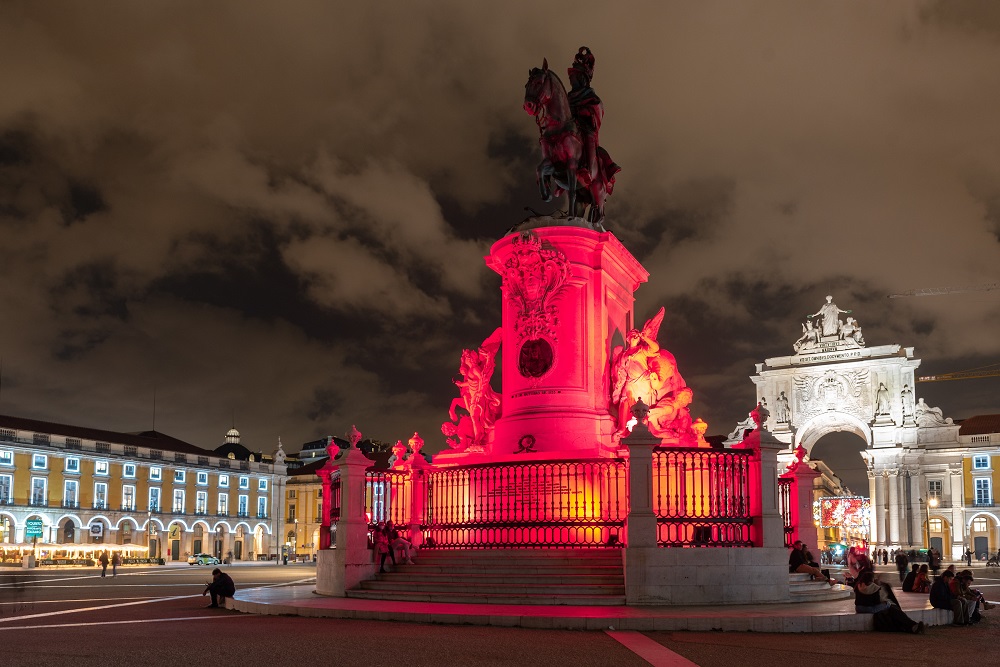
[225,428,240,445]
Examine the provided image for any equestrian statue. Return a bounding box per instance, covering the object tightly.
[524,47,620,225]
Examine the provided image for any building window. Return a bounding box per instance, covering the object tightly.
[929,518,942,532]
[219,474,229,488]
[94,482,108,509]
[928,480,942,501]
[196,472,208,486]
[122,485,135,511]
[95,460,109,476]
[238,495,248,517]
[0,474,12,502]
[973,455,990,470]
[65,457,80,473]
[257,496,267,518]
[32,454,47,470]
[0,450,12,466]
[123,464,136,479]
[172,489,185,513]
[196,491,208,514]
[239,476,249,490]
[64,480,79,507]
[218,493,229,515]
[975,478,992,506]
[31,477,47,505]
[174,470,185,484]
[288,490,296,500]
[149,487,161,512]
[288,505,296,521]
[149,466,162,482]
[973,517,989,532]
[258,479,267,491]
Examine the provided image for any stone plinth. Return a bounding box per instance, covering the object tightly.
[624,547,790,605]
[457,219,647,463]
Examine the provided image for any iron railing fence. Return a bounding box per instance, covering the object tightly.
[364,470,411,529]
[777,477,794,548]
[652,447,753,547]
[421,459,627,549]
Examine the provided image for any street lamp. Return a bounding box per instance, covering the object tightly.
[927,497,938,551]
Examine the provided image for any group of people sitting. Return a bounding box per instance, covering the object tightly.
[928,566,994,625]
[371,520,417,573]
[793,541,995,632]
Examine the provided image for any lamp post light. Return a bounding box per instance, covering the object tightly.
[927,497,938,553]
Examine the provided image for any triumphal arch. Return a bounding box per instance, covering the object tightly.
[742,296,963,554]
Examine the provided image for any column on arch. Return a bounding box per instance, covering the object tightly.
[887,470,900,545]
[873,471,887,545]
[868,471,881,545]
[907,468,923,548]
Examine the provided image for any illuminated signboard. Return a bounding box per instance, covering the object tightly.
[25,519,44,538]
[819,496,870,530]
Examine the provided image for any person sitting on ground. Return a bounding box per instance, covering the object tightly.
[789,540,832,584]
[203,568,236,609]
[901,563,920,593]
[912,564,931,594]
[853,570,924,633]
[930,569,969,626]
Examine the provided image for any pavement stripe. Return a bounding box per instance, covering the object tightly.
[0,594,199,624]
[0,614,254,632]
[605,631,700,667]
[0,596,160,605]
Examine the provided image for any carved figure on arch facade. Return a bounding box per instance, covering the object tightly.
[807,295,851,338]
[914,398,949,427]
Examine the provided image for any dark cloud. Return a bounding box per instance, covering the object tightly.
[0,1,998,463]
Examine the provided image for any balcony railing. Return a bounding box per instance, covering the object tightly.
[974,499,995,507]
[62,500,80,509]
[149,504,160,513]
[195,509,208,516]
[0,495,12,505]
[256,512,268,520]
[92,501,108,510]
[171,508,185,514]
[120,503,135,511]
[216,511,230,517]
[29,499,49,507]
[237,511,249,518]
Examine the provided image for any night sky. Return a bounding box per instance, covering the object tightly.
[2,2,999,491]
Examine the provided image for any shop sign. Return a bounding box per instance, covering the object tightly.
[89,523,104,537]
[25,519,44,538]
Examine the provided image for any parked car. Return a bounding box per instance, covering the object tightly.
[187,553,221,566]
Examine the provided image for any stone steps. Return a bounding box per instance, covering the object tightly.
[346,547,626,606]
[789,572,853,602]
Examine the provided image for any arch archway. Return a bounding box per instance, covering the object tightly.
[60,518,78,545]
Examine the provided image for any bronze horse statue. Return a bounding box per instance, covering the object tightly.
[524,58,618,224]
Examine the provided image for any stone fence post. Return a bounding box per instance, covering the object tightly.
[783,462,821,554]
[744,427,785,548]
[317,463,334,551]
[315,442,374,596]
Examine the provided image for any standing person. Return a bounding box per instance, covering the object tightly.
[894,549,909,583]
[202,568,236,608]
[882,549,888,566]
[373,526,390,574]
[964,547,973,567]
[99,550,109,577]
[112,552,121,577]
[928,549,940,575]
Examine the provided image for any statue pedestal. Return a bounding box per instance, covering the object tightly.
[439,219,647,465]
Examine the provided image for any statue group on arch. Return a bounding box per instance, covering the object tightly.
[793,296,865,354]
